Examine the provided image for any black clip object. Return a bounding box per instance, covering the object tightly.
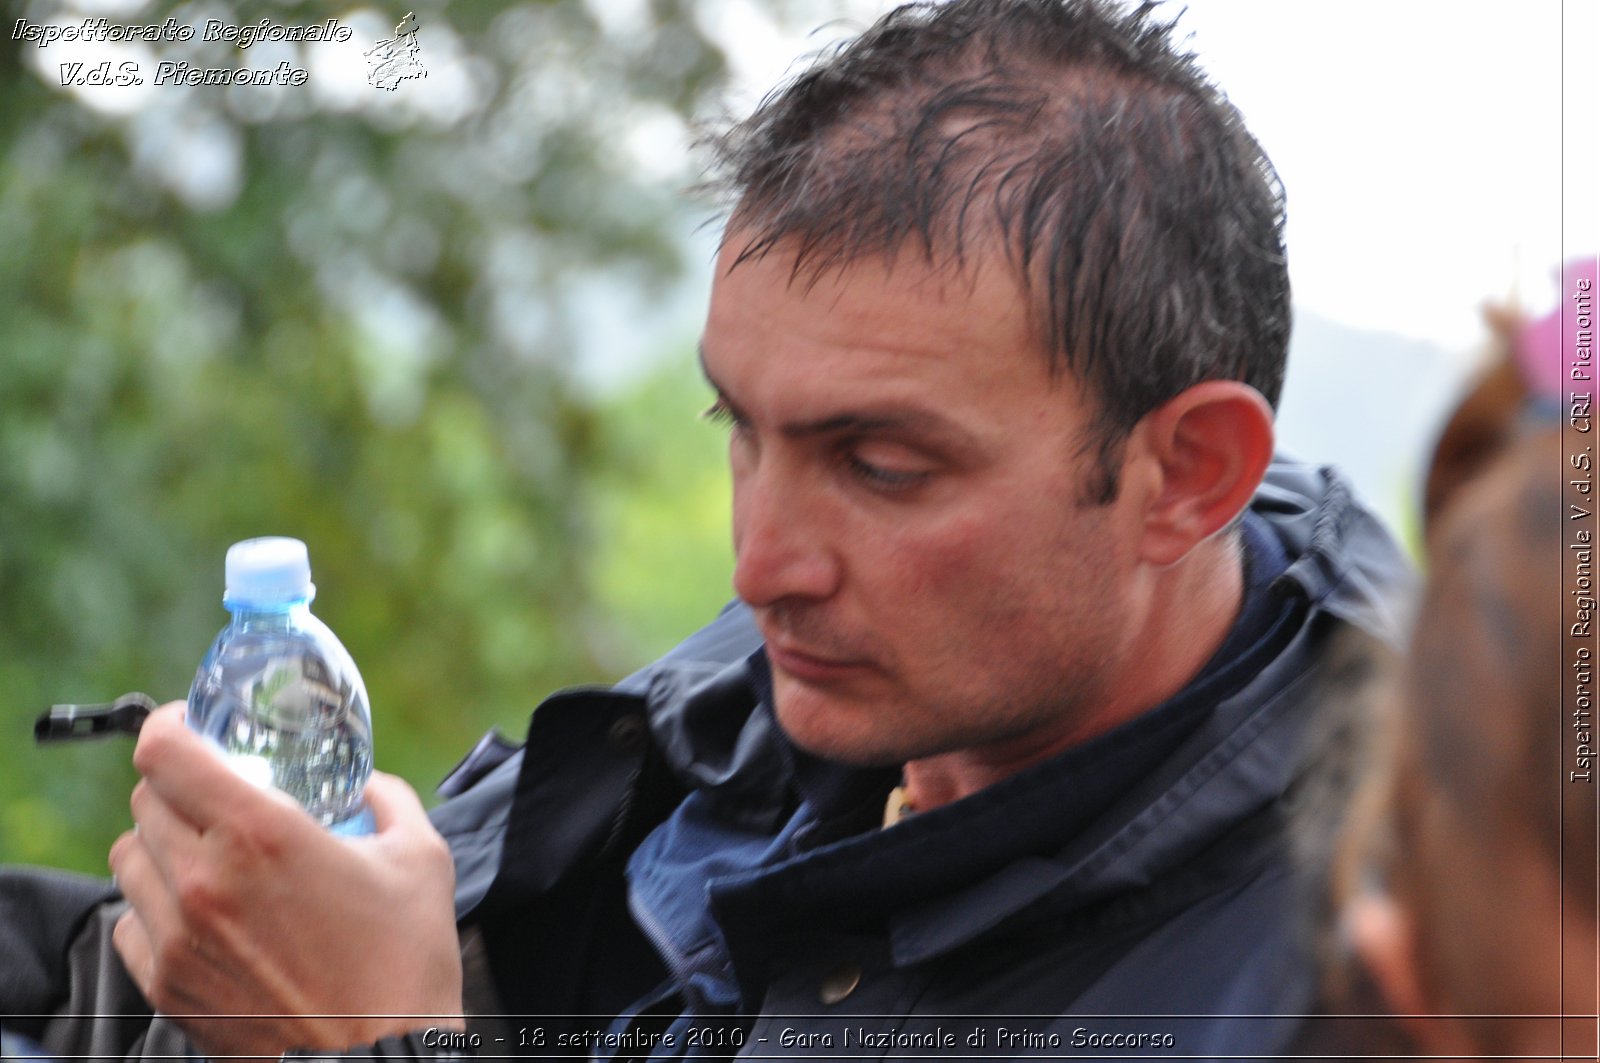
[34,692,159,743]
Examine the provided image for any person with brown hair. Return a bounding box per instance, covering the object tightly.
[1423,257,1595,534]
[1333,428,1597,1059]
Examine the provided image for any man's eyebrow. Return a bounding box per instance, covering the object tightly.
[776,408,972,442]
[699,355,976,448]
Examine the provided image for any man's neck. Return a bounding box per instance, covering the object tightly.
[900,535,1247,813]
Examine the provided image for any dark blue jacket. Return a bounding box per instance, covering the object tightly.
[433,460,1411,1060]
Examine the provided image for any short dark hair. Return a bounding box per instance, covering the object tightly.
[704,0,1290,501]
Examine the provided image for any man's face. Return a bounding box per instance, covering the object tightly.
[700,241,1151,768]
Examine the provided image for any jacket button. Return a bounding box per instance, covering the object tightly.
[608,714,647,754]
[818,963,861,1005]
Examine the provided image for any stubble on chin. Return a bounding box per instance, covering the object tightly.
[767,672,913,768]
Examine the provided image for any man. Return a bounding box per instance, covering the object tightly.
[3,0,1409,1057]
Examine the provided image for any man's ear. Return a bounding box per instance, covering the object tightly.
[1132,381,1274,567]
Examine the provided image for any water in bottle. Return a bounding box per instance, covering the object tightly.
[187,537,375,835]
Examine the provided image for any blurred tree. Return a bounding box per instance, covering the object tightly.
[589,348,733,663]
[0,0,745,873]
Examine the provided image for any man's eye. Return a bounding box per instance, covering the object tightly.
[702,401,755,443]
[846,452,932,492]
[701,400,737,427]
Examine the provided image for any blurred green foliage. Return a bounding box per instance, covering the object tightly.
[0,0,747,873]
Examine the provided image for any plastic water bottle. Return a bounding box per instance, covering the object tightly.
[187,537,376,835]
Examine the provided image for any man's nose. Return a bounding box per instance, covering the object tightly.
[731,461,842,607]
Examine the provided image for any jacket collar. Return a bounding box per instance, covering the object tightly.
[1253,460,1415,640]
[634,459,1412,968]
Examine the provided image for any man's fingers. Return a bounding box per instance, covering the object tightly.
[128,779,202,888]
[108,829,191,1010]
[132,702,271,828]
[112,906,155,994]
[110,827,180,938]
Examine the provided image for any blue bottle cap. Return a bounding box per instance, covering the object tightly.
[224,537,316,605]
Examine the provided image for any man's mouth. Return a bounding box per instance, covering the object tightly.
[763,637,870,683]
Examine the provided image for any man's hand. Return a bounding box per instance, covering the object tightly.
[109,703,465,1057]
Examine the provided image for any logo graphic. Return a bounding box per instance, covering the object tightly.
[365,12,425,91]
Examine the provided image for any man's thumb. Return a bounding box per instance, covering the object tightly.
[363,771,428,834]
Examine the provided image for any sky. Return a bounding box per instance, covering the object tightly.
[38,0,1595,362]
[647,0,1598,531]
[27,0,1600,511]
[707,0,1593,356]
[1175,0,1585,352]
